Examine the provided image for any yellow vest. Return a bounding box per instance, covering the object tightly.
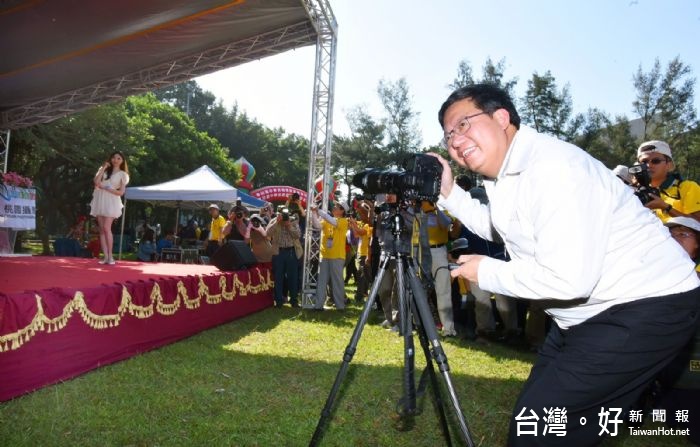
[413,208,449,246]
[357,222,373,257]
[209,215,226,241]
[654,178,700,223]
[320,218,348,260]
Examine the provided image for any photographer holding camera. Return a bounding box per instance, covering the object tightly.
[634,140,700,223]
[267,206,302,308]
[286,192,306,228]
[222,203,251,243]
[248,213,273,263]
[432,83,700,446]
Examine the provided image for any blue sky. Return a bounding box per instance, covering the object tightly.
[196,0,700,148]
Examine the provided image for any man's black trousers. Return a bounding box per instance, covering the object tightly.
[508,287,700,446]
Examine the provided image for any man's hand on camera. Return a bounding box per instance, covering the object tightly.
[426,153,454,198]
[450,254,485,283]
[644,194,666,210]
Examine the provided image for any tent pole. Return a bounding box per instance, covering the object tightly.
[119,199,127,260]
[174,205,180,243]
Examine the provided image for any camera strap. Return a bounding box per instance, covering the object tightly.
[412,211,436,289]
[660,174,684,201]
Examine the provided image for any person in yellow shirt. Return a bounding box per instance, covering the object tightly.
[353,200,374,303]
[204,204,226,258]
[415,201,457,337]
[311,202,359,310]
[636,140,700,223]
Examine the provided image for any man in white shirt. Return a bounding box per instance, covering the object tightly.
[432,83,700,446]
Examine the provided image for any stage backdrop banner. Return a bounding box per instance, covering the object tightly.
[0,186,36,230]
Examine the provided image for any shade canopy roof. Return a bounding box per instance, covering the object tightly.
[125,165,266,209]
[0,0,318,129]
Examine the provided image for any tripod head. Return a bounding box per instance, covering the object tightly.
[375,200,414,256]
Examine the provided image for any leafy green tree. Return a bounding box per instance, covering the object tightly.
[448,57,518,97]
[448,60,475,91]
[343,106,387,168]
[212,110,309,189]
[262,131,310,189]
[521,71,579,140]
[377,78,422,165]
[125,94,238,185]
[632,56,698,180]
[156,80,312,190]
[632,56,697,142]
[331,106,387,199]
[573,109,637,168]
[682,126,700,181]
[154,81,219,127]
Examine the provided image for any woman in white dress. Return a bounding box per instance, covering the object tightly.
[90,151,130,265]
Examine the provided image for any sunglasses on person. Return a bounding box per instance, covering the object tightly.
[639,157,667,165]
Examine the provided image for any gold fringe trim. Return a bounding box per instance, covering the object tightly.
[0,268,272,353]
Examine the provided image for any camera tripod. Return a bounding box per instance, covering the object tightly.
[310,206,474,447]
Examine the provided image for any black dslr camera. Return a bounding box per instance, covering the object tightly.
[277,205,290,221]
[250,215,263,228]
[628,163,660,205]
[351,154,442,201]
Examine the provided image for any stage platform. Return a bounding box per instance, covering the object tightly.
[0,256,273,402]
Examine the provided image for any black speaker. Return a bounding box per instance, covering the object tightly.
[211,240,257,271]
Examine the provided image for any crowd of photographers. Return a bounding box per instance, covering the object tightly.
[197,186,549,348]
[201,194,307,308]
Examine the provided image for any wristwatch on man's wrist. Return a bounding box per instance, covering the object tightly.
[664,204,673,214]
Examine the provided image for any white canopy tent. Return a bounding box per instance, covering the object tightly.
[120,165,265,259]
[125,165,239,207]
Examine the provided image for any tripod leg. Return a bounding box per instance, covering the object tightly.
[395,256,417,420]
[406,262,475,447]
[408,278,454,447]
[309,252,391,447]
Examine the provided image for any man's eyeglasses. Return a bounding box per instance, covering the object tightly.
[639,157,667,165]
[441,111,488,148]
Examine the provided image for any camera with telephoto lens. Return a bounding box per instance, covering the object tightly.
[628,162,660,205]
[351,154,442,202]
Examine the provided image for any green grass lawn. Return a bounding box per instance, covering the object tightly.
[0,293,692,446]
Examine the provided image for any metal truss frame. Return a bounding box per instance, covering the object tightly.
[0,130,9,174]
[0,21,317,130]
[300,0,337,307]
